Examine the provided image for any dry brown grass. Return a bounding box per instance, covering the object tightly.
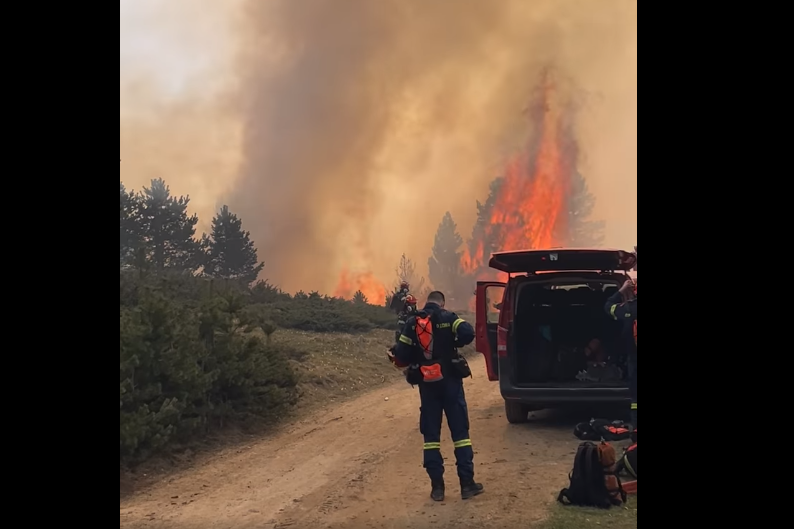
[272,325,478,414]
[272,328,402,412]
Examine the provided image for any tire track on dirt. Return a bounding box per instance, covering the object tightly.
[120,356,581,529]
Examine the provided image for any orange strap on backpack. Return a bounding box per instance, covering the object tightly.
[415,315,444,382]
[416,315,434,360]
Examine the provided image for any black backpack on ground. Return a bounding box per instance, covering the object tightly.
[557,442,614,509]
[574,418,633,442]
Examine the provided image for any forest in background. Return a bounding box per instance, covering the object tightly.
[119,172,602,463]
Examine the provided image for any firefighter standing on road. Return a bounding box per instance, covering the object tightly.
[605,250,637,427]
[389,291,484,502]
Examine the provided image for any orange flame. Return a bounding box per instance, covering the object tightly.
[460,69,573,283]
[333,268,387,304]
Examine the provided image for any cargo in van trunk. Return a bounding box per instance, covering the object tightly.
[511,281,627,387]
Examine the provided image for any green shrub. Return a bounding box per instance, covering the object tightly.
[119,272,397,463]
[119,275,298,463]
[252,296,394,333]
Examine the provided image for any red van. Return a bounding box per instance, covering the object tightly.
[474,248,637,424]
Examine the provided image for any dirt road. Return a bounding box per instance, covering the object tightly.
[120,355,582,529]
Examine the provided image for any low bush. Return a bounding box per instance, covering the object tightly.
[119,271,397,463]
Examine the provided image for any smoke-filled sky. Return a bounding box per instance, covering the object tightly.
[120,0,637,294]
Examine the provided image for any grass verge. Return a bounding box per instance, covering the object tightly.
[273,328,403,412]
[274,327,478,413]
[539,497,637,529]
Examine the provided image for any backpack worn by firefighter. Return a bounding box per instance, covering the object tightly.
[558,441,627,509]
[404,312,472,386]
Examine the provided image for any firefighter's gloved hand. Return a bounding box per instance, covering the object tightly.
[387,346,409,369]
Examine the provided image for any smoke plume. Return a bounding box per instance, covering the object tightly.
[120,0,637,294]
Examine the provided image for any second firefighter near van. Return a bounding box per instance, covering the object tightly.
[604,246,637,428]
[388,291,484,502]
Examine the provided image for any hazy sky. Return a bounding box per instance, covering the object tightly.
[119,0,238,102]
[120,1,637,295]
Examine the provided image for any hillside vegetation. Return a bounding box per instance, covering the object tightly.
[120,178,477,467]
[120,271,399,464]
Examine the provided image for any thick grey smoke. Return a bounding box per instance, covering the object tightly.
[120,0,637,294]
[229,0,636,293]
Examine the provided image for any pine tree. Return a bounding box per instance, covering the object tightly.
[352,290,368,304]
[474,178,504,234]
[202,205,265,283]
[120,181,141,267]
[427,212,464,301]
[137,178,202,272]
[469,177,504,257]
[566,172,605,247]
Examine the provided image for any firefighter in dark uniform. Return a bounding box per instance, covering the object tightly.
[389,281,417,342]
[389,291,484,502]
[606,277,637,427]
[396,294,418,340]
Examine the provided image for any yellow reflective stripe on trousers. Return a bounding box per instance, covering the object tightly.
[631,402,637,410]
[453,439,472,448]
[423,442,441,450]
[399,334,413,345]
[452,318,465,334]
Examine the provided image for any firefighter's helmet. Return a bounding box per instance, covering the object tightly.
[399,280,409,291]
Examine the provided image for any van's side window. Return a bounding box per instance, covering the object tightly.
[485,285,505,324]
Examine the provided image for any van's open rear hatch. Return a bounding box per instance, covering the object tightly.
[489,248,636,274]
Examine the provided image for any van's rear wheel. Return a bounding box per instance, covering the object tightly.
[504,400,529,424]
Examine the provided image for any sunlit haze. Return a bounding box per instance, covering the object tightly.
[119,0,637,296]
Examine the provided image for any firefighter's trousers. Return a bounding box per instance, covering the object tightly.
[628,351,637,427]
[418,377,475,482]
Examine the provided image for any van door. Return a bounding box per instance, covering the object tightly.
[476,281,506,381]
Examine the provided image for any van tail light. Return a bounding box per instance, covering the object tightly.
[497,326,508,358]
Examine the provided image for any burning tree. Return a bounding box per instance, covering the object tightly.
[459,69,604,287]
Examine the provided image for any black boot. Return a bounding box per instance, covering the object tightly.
[430,480,445,501]
[460,479,484,500]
